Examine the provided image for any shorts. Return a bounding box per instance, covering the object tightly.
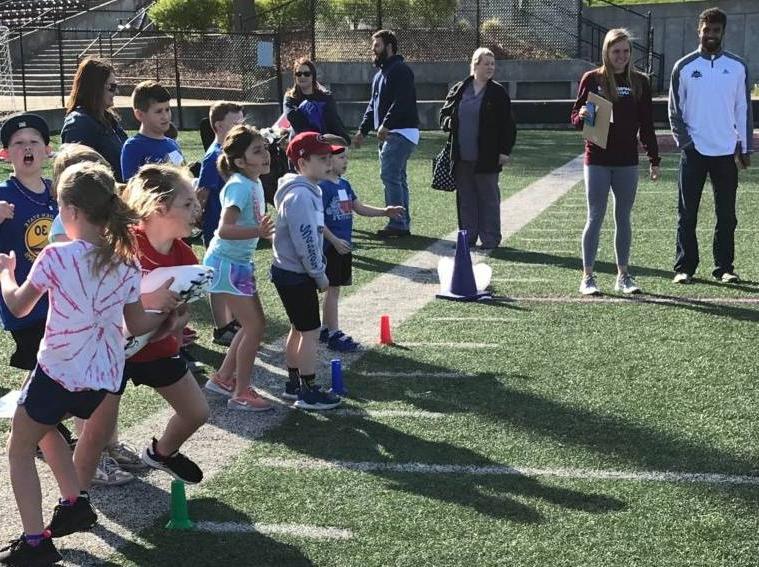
[274,279,320,332]
[117,356,188,395]
[204,255,256,296]
[9,319,45,371]
[325,248,352,287]
[19,366,107,425]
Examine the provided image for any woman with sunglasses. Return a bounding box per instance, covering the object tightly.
[283,58,351,145]
[61,57,128,181]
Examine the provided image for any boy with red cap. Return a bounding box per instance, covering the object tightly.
[271,131,343,410]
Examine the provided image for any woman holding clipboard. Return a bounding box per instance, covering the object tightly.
[571,28,660,295]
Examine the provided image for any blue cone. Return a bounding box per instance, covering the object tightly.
[330,358,347,395]
[450,230,478,297]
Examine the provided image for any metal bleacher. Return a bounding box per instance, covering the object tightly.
[0,0,96,29]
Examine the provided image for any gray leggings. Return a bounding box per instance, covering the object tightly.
[581,165,639,268]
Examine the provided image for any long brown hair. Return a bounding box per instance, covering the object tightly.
[65,57,121,125]
[57,162,138,274]
[284,58,327,102]
[217,124,264,179]
[598,28,643,102]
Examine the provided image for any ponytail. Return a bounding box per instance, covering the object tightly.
[57,162,139,275]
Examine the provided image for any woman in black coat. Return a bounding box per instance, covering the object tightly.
[283,57,350,145]
[440,48,516,250]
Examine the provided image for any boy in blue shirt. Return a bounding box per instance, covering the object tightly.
[120,81,184,181]
[319,147,404,351]
[0,114,56,375]
[197,102,244,346]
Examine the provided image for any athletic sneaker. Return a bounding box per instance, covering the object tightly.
[327,331,361,353]
[91,454,134,486]
[673,272,692,284]
[319,328,330,343]
[294,382,341,411]
[282,380,300,401]
[579,274,601,296]
[227,389,274,412]
[0,535,61,565]
[141,437,203,484]
[47,493,97,538]
[720,272,740,283]
[204,373,235,397]
[212,323,237,346]
[614,273,641,295]
[107,442,146,471]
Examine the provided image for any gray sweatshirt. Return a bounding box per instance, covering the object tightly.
[272,173,328,288]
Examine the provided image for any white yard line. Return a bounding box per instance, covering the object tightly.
[0,155,586,565]
[193,521,353,540]
[427,317,521,322]
[325,409,446,419]
[399,342,500,349]
[257,457,759,487]
[356,371,477,379]
[499,296,759,305]
[491,277,551,283]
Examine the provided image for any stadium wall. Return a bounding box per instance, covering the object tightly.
[585,0,759,82]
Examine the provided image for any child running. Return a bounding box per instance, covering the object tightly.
[203,124,275,411]
[74,164,209,489]
[272,131,342,410]
[0,162,164,566]
[319,146,404,351]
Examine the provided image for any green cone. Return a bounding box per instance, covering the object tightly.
[165,480,194,530]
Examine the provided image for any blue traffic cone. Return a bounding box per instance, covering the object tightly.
[330,358,347,395]
[437,230,492,302]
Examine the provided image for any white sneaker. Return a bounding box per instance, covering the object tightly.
[579,274,601,296]
[673,272,692,284]
[91,454,134,486]
[720,272,740,283]
[615,273,641,294]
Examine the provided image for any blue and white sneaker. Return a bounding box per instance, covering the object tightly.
[294,382,341,411]
[327,331,360,353]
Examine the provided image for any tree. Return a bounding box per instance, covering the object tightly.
[148,0,232,31]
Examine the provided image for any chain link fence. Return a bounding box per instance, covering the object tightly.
[5,27,283,123]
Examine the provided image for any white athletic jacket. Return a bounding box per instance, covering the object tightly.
[668,49,753,156]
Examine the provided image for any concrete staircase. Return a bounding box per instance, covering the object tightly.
[13,35,155,97]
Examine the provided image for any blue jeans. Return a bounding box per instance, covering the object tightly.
[379,133,416,230]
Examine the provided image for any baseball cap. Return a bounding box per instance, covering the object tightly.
[286,131,343,162]
[0,113,50,148]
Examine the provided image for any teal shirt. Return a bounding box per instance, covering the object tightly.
[205,173,265,264]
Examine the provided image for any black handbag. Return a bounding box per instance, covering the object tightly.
[431,140,456,192]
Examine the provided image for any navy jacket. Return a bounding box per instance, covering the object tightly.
[359,55,419,136]
[60,108,128,182]
[283,89,351,145]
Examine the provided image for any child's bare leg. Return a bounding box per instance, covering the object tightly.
[73,394,119,490]
[297,329,319,377]
[209,294,233,329]
[216,322,242,381]
[323,287,340,332]
[8,407,61,534]
[226,294,265,397]
[155,373,210,455]
[38,429,79,500]
[285,328,300,370]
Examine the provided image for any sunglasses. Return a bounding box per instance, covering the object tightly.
[106,82,119,93]
[295,71,312,78]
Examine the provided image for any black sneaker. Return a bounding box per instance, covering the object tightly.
[377,227,410,238]
[282,380,300,401]
[46,493,97,538]
[0,535,61,566]
[212,323,237,346]
[141,438,203,484]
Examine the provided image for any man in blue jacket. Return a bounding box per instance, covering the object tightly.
[669,7,752,284]
[354,29,419,238]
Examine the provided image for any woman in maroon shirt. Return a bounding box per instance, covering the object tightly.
[571,28,660,295]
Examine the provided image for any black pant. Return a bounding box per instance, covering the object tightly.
[674,147,738,278]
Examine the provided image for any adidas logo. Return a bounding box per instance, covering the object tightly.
[691,70,703,79]
[723,68,730,74]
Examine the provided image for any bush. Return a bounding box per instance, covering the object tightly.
[149,0,232,31]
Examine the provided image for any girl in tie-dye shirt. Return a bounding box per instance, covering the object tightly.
[0,162,165,565]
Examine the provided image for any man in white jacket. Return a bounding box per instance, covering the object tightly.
[669,7,753,284]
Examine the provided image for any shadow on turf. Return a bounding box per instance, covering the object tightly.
[57,495,313,566]
[348,351,758,481]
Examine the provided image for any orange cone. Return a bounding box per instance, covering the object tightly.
[379,314,393,345]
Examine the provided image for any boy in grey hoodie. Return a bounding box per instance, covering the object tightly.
[272,131,343,410]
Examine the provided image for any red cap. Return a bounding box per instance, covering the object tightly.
[286,131,343,161]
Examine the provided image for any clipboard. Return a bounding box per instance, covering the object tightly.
[582,92,612,149]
